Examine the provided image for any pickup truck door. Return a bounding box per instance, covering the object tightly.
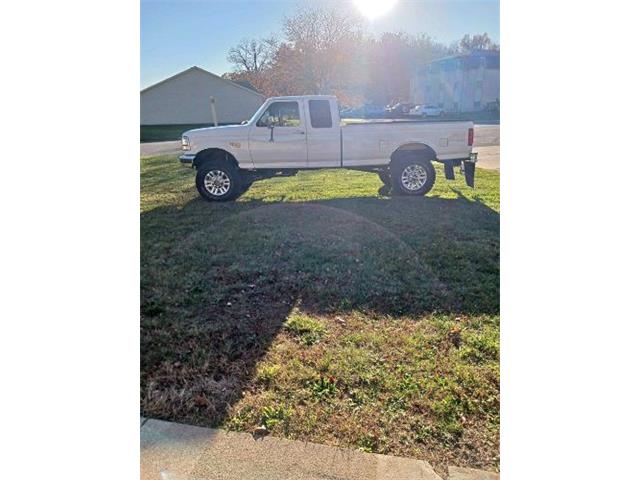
[248,100,308,168]
[304,98,341,167]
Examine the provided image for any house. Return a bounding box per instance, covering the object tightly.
[410,50,500,113]
[140,66,265,125]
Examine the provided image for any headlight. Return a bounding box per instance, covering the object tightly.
[181,136,190,151]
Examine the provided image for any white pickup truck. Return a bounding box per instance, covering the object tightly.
[179,95,477,201]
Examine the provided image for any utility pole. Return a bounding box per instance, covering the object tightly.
[210,97,219,126]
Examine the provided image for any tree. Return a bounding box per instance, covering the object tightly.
[223,7,498,104]
[456,33,499,53]
[281,5,365,95]
[227,37,278,74]
[362,33,454,106]
[224,36,283,96]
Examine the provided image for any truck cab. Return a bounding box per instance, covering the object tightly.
[247,96,342,168]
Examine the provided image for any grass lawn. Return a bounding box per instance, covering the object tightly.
[141,124,214,143]
[141,154,500,475]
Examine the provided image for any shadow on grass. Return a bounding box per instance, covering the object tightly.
[140,193,499,428]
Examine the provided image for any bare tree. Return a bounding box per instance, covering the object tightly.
[456,33,499,53]
[282,5,365,94]
[227,37,279,73]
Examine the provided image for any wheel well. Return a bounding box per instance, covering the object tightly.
[390,143,437,163]
[193,148,239,170]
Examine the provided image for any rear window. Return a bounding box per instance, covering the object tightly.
[308,100,332,128]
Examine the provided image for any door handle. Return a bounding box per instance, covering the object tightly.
[295,131,306,135]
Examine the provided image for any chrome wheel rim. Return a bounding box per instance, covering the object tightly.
[401,164,428,191]
[204,170,231,196]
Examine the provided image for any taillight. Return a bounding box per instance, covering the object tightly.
[468,127,474,146]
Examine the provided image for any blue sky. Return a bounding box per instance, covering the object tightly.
[141,0,499,89]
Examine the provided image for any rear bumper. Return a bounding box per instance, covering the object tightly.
[440,152,478,187]
[179,154,196,166]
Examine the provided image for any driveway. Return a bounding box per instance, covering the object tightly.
[140,124,499,170]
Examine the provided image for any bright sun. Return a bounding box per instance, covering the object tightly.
[353,0,399,20]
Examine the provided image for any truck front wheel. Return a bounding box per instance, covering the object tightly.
[391,157,436,196]
[195,162,242,202]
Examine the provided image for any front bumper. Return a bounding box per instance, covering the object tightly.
[179,154,196,166]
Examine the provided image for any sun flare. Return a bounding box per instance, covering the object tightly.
[353,0,399,20]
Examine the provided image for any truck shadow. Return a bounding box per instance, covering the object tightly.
[140,192,499,428]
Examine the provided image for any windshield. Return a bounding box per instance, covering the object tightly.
[247,101,269,125]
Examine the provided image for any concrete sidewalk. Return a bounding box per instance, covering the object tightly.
[141,418,442,480]
[141,418,498,480]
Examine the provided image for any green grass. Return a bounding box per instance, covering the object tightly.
[284,309,327,345]
[140,154,500,475]
[141,123,237,142]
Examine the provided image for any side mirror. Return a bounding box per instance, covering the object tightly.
[267,117,276,141]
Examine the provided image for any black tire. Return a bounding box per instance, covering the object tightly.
[195,161,242,202]
[238,180,253,196]
[390,156,436,196]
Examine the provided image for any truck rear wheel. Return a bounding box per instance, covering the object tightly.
[195,161,242,202]
[391,157,436,196]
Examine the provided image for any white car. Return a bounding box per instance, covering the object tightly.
[179,95,476,201]
[409,105,445,118]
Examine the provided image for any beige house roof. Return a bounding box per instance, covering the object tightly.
[140,66,265,125]
[141,66,264,97]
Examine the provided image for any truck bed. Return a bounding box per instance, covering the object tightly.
[340,119,473,167]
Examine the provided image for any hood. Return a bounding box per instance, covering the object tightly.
[184,123,248,137]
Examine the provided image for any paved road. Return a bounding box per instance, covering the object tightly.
[140,140,181,157]
[474,145,500,170]
[140,124,499,169]
[474,124,500,147]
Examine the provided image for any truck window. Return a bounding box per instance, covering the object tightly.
[308,100,332,128]
[256,101,300,127]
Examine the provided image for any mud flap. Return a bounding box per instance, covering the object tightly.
[463,161,476,188]
[444,162,455,180]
